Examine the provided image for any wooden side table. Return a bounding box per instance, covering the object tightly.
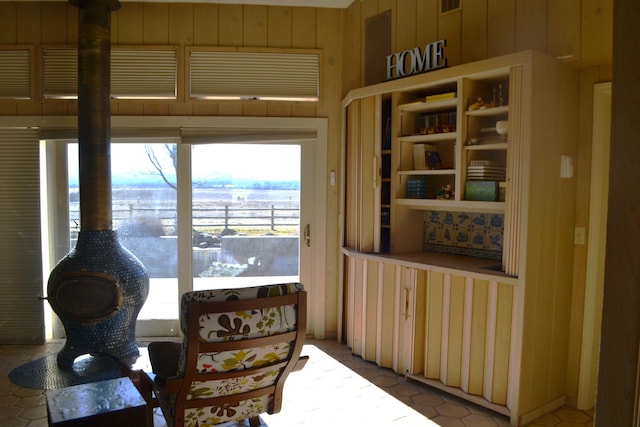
[46,377,147,426]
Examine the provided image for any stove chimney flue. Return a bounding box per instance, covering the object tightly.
[73,0,120,231]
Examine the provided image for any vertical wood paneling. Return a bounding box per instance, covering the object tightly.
[143,3,169,44]
[426,271,444,379]
[547,0,581,60]
[359,96,376,252]
[268,7,292,48]
[446,274,465,387]
[169,3,194,45]
[468,279,489,396]
[415,0,439,49]
[193,4,219,45]
[342,0,361,97]
[395,0,416,52]
[581,0,612,64]
[438,8,461,66]
[16,3,41,44]
[346,255,355,349]
[364,260,379,360]
[42,3,69,44]
[515,0,547,53]
[244,5,268,47]
[345,100,360,248]
[292,8,316,48]
[487,0,516,57]
[352,256,365,353]
[461,0,488,63]
[116,3,144,44]
[378,262,396,367]
[219,4,243,46]
[412,269,427,373]
[492,283,513,405]
[0,3,17,44]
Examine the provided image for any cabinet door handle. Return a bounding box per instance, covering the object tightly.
[304,224,311,247]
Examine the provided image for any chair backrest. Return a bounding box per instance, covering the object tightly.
[171,282,306,427]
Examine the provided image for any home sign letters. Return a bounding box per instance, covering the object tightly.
[386,39,447,80]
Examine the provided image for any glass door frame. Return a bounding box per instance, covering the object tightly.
[43,115,328,339]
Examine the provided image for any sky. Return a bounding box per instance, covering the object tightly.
[68,142,301,185]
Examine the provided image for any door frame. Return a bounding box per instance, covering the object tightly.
[577,82,611,409]
[26,115,327,340]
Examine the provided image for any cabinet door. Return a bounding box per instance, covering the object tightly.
[344,96,379,252]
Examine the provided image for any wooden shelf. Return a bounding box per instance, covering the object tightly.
[465,142,508,151]
[398,169,456,176]
[464,105,509,117]
[397,132,457,143]
[398,97,458,113]
[394,197,505,213]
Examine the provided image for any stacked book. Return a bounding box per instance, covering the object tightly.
[466,160,506,181]
[405,177,429,199]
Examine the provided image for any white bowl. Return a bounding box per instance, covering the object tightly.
[496,120,508,137]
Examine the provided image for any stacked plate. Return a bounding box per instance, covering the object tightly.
[466,163,506,181]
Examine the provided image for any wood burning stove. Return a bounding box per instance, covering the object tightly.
[46,0,149,370]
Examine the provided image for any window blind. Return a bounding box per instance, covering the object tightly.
[190,50,319,101]
[43,48,177,99]
[0,50,31,99]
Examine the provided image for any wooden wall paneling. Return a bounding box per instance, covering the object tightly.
[394,0,417,53]
[364,260,379,360]
[193,103,219,116]
[67,3,78,44]
[268,7,292,48]
[116,3,144,44]
[290,102,317,118]
[168,102,192,116]
[437,6,461,66]
[342,0,362,94]
[316,7,340,114]
[483,280,499,402]
[193,4,219,45]
[378,261,397,368]
[42,3,68,45]
[16,2,41,44]
[114,102,143,116]
[219,4,243,47]
[0,3,17,44]
[359,0,379,89]
[547,0,581,61]
[352,256,365,355]
[169,3,194,45]
[142,103,170,115]
[359,96,376,252]
[345,255,355,349]
[415,0,439,50]
[580,0,613,65]
[467,278,489,396]
[411,268,427,374]
[244,5,268,47]
[445,274,465,388]
[487,0,516,57]
[491,282,513,406]
[426,270,444,379]
[514,0,547,53]
[217,102,243,116]
[461,0,488,64]
[292,8,316,49]
[345,100,360,248]
[243,103,268,117]
[143,3,169,44]
[266,102,292,117]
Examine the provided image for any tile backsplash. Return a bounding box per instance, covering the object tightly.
[423,210,503,260]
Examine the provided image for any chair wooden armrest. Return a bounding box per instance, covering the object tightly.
[294,355,309,372]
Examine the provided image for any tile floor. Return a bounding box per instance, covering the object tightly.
[1,338,593,427]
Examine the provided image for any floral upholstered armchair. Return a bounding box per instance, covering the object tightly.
[146,282,308,427]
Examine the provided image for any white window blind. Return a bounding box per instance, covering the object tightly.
[0,50,31,99]
[190,50,319,101]
[0,128,45,343]
[43,48,177,99]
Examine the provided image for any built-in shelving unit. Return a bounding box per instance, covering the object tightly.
[342,51,580,426]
